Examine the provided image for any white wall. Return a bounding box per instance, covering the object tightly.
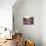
[41,0,46,46]
[0,0,16,30]
[13,0,41,46]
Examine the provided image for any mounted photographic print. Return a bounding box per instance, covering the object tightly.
[23,16,34,25]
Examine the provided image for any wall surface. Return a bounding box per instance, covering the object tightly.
[41,0,46,46]
[0,0,16,30]
[13,0,41,46]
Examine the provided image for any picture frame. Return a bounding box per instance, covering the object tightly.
[23,17,34,25]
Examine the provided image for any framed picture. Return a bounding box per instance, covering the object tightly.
[23,17,34,25]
